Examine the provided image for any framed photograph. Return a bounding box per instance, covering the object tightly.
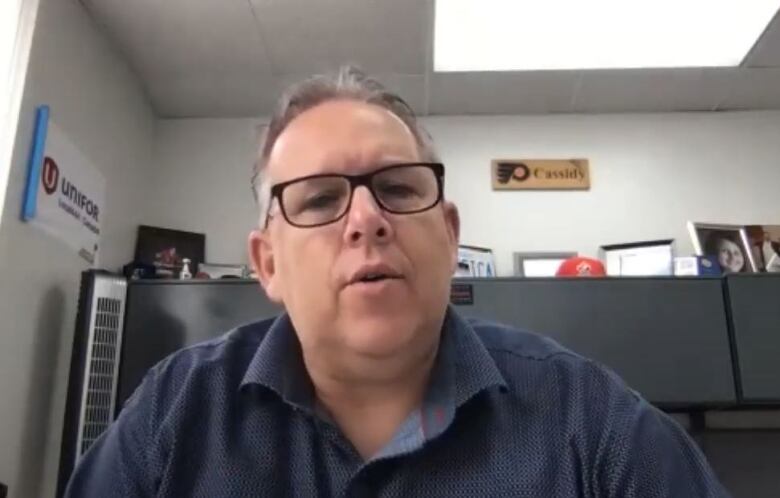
[600,239,675,277]
[513,252,577,277]
[745,225,780,272]
[687,222,757,274]
[134,225,205,278]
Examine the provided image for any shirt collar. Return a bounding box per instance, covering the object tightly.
[412,307,509,445]
[239,313,314,411]
[443,306,509,406]
[239,306,508,413]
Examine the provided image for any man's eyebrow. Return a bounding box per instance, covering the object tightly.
[317,154,416,173]
[373,154,419,165]
[373,159,408,168]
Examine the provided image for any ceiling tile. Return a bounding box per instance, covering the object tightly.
[149,71,284,118]
[83,0,272,81]
[150,72,426,119]
[572,69,736,113]
[249,0,429,75]
[719,68,780,110]
[667,68,738,111]
[82,0,780,118]
[428,71,579,115]
[573,70,673,113]
[744,13,780,67]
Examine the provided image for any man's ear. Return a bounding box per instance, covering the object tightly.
[248,229,283,303]
[442,201,461,271]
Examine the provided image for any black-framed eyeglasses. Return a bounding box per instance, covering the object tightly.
[265,162,445,228]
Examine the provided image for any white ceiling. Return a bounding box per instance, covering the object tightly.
[80,0,780,118]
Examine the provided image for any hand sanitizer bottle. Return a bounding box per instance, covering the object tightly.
[180,258,192,280]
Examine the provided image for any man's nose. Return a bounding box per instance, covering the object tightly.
[343,186,394,245]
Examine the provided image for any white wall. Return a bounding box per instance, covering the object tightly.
[150,111,780,276]
[148,118,261,264]
[427,112,780,274]
[0,0,155,496]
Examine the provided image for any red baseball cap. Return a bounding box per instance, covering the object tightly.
[556,257,607,277]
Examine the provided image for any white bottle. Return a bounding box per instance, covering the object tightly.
[180,258,192,279]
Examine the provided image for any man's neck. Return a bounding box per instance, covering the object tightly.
[303,342,439,460]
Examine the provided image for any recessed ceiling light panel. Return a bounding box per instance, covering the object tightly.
[434,0,780,71]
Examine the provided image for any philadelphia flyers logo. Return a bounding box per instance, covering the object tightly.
[512,163,531,181]
[576,261,593,276]
[41,157,59,195]
[496,162,531,184]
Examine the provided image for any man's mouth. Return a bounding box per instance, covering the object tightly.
[356,273,401,283]
[348,265,403,286]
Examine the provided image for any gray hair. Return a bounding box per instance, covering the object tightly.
[250,66,440,221]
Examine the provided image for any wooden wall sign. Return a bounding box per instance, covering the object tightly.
[492,159,590,190]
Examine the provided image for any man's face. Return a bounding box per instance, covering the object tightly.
[249,100,460,361]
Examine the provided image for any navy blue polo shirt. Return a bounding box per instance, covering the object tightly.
[65,307,728,497]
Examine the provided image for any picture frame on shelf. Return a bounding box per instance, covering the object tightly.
[745,225,780,273]
[600,239,675,277]
[687,222,757,274]
[196,262,248,279]
[134,225,205,279]
[513,252,577,277]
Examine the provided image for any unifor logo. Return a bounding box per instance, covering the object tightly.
[41,156,59,195]
[496,162,530,184]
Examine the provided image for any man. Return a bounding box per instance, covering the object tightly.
[66,67,728,497]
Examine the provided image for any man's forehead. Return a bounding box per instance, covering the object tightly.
[267,100,419,180]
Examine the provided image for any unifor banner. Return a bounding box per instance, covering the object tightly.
[22,106,106,264]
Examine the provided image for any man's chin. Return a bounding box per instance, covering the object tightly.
[339,314,420,358]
